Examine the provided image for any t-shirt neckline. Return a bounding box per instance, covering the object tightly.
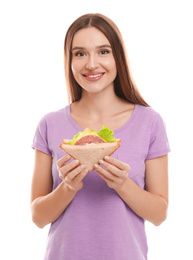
[65,104,139,135]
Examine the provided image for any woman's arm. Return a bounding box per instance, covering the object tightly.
[95,155,168,226]
[31,150,88,228]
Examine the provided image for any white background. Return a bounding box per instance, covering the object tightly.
[0,0,193,259]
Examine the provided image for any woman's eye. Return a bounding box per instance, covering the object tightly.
[99,49,110,55]
[75,52,86,57]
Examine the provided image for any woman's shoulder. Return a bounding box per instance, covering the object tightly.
[133,105,167,131]
[41,106,69,122]
[136,105,162,120]
[36,106,70,129]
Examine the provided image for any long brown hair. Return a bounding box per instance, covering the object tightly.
[64,13,148,106]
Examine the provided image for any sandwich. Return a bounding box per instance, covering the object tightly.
[60,126,121,171]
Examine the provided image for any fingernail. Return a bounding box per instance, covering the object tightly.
[94,164,99,168]
[104,156,110,160]
[99,159,104,164]
[66,155,71,159]
[74,160,79,164]
[80,164,85,169]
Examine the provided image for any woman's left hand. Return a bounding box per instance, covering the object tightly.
[94,156,131,192]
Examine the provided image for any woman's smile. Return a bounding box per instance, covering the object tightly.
[82,72,105,81]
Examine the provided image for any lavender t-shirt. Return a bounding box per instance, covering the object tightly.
[32,104,170,260]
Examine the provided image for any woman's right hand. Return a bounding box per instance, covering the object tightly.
[57,155,88,192]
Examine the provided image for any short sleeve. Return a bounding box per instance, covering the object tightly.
[32,115,52,156]
[146,114,171,160]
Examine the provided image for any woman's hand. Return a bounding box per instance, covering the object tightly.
[57,155,88,192]
[94,156,131,192]
[95,155,169,226]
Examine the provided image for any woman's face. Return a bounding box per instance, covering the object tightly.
[71,27,117,95]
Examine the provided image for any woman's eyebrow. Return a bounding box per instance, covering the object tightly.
[97,44,112,49]
[71,47,84,51]
[71,44,112,51]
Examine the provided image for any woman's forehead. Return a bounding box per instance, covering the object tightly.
[72,27,111,49]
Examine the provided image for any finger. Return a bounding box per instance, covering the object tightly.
[95,167,117,189]
[98,159,122,177]
[62,139,70,144]
[59,160,80,179]
[73,168,88,183]
[57,154,71,169]
[95,164,119,182]
[66,165,86,181]
[66,168,88,191]
[104,156,130,172]
[96,169,111,182]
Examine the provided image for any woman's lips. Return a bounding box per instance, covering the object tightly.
[83,72,105,81]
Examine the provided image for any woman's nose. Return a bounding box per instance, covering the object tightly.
[85,54,99,70]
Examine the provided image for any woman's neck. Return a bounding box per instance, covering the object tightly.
[70,87,135,131]
[76,89,123,117]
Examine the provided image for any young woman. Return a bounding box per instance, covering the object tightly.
[31,13,170,260]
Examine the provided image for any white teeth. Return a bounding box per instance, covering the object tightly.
[88,74,102,78]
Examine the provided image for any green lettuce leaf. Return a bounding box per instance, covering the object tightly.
[68,126,116,145]
[68,131,83,145]
[97,126,116,142]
